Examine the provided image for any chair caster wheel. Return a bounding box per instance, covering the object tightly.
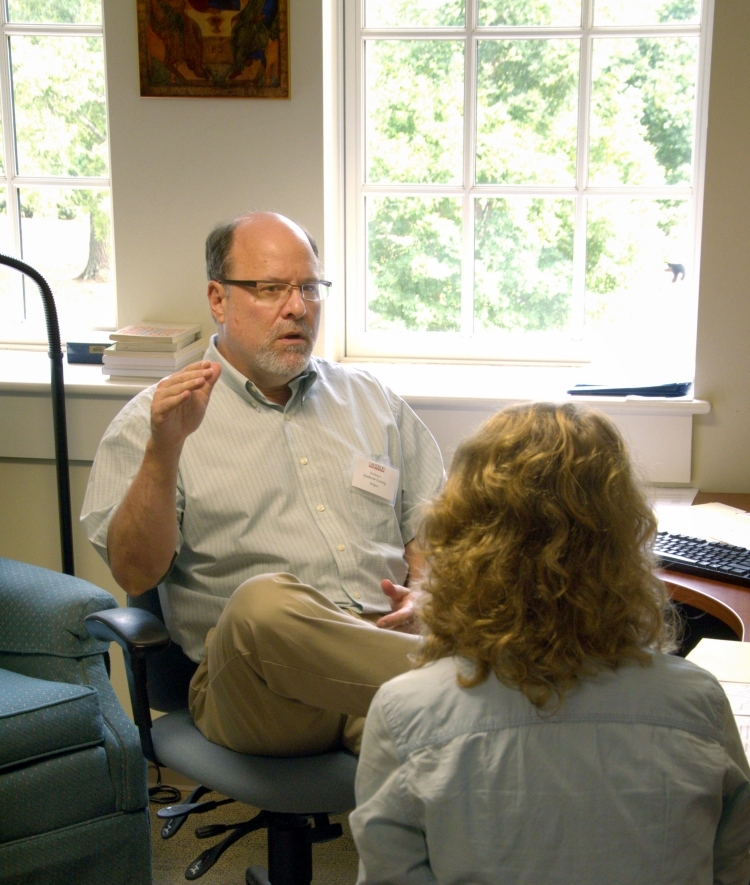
[245,865,271,885]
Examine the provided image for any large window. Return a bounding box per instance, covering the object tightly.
[344,0,712,374]
[0,0,114,343]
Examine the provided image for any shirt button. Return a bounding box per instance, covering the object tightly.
[337,544,345,551]
[316,504,325,512]
[300,458,308,465]
[352,592,361,599]
[285,415,291,421]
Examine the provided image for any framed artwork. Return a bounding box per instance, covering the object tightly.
[137,0,289,98]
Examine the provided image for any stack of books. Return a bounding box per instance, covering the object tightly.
[103,322,205,380]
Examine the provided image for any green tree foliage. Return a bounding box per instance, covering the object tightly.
[9,0,110,279]
[367,40,464,185]
[479,0,580,27]
[6,0,100,23]
[475,198,573,332]
[476,38,579,186]
[364,0,700,336]
[367,197,462,332]
[366,0,464,28]
[627,38,696,185]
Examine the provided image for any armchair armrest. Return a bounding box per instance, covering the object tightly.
[0,558,117,658]
[85,608,171,764]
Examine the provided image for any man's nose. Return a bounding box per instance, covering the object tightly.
[281,285,307,317]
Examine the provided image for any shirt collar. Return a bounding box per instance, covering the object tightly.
[206,334,319,409]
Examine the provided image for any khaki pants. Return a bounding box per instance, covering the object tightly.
[188,573,420,756]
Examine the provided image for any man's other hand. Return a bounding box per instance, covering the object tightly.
[377,579,422,634]
[151,360,222,451]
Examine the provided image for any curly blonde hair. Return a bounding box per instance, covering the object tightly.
[416,401,676,708]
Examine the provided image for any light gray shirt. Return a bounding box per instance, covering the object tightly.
[81,338,444,661]
[350,652,750,885]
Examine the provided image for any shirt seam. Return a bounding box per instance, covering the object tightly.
[388,713,726,759]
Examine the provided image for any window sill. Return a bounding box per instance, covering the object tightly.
[0,349,149,399]
[0,349,710,413]
[343,360,709,417]
[0,349,709,483]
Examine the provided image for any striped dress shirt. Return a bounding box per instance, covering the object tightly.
[81,337,445,661]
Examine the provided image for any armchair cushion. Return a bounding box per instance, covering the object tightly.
[0,558,116,658]
[0,747,117,842]
[0,668,104,771]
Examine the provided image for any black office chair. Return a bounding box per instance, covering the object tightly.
[85,588,357,885]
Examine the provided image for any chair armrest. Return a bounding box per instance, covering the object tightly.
[85,608,170,765]
[85,608,171,656]
[0,557,117,658]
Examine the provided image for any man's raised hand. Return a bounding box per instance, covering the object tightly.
[150,361,222,451]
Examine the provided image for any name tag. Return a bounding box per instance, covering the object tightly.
[351,455,399,504]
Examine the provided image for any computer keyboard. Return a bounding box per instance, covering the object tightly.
[654,531,750,588]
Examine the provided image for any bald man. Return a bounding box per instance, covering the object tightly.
[82,213,444,756]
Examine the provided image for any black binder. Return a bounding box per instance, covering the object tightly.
[567,382,692,398]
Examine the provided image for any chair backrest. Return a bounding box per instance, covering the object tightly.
[127,588,197,713]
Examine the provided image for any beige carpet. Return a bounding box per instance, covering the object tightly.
[150,791,360,885]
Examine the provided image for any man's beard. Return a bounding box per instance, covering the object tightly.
[254,321,314,379]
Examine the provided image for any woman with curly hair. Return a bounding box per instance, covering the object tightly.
[350,402,750,885]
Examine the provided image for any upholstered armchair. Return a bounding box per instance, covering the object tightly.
[0,558,151,885]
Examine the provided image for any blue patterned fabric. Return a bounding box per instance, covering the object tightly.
[0,651,148,812]
[0,812,151,885]
[0,668,103,770]
[0,558,116,657]
[0,558,151,884]
[0,747,117,841]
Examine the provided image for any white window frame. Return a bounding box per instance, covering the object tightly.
[342,0,714,366]
[0,6,111,342]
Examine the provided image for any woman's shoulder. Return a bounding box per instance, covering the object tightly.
[557,651,730,741]
[375,652,731,757]
[374,657,525,754]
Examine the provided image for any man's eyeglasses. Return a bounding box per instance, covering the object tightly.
[218,279,332,303]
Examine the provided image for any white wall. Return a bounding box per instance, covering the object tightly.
[102,0,326,332]
[692,0,750,493]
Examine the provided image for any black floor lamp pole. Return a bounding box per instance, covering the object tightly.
[0,254,74,576]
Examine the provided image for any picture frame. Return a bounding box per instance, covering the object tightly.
[137,0,289,98]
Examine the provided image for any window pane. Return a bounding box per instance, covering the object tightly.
[365,0,464,27]
[476,39,579,186]
[18,187,115,335]
[6,0,101,23]
[585,197,692,371]
[11,35,109,178]
[479,0,581,27]
[366,196,462,332]
[0,191,23,325]
[365,40,464,185]
[589,37,698,186]
[594,0,700,26]
[475,197,574,333]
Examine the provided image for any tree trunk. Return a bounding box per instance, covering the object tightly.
[77,209,110,281]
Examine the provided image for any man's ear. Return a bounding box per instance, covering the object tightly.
[207,281,227,323]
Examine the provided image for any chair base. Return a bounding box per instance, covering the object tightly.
[169,796,344,883]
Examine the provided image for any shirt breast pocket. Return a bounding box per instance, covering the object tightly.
[348,485,401,540]
[345,454,402,540]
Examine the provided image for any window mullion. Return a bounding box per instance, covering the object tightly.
[0,23,21,262]
[571,0,595,341]
[460,3,477,338]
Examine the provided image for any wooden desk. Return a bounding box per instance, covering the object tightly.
[660,492,750,641]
